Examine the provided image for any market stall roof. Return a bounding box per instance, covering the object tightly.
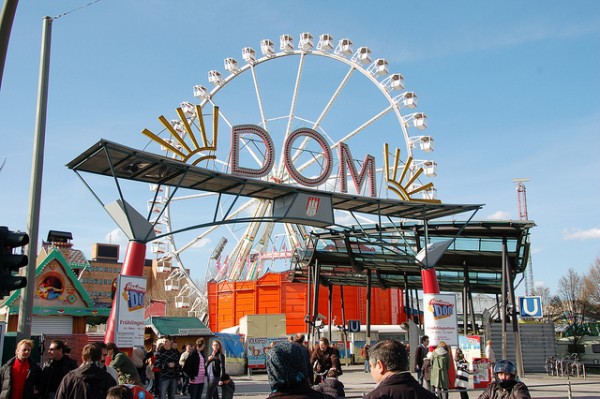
[145,316,212,337]
[67,139,481,223]
[290,220,535,294]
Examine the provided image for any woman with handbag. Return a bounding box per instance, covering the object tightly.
[455,349,470,399]
[206,340,226,399]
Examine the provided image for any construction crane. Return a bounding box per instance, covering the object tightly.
[513,178,534,295]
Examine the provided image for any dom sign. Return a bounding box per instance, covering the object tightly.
[230,125,377,197]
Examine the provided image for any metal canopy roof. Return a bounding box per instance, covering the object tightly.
[145,316,212,337]
[290,220,534,294]
[66,140,481,223]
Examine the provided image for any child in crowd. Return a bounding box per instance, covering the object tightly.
[313,369,345,399]
[219,373,236,399]
[422,351,433,391]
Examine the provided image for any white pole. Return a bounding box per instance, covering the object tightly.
[17,16,52,341]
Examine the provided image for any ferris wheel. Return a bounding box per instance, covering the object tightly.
[143,32,439,318]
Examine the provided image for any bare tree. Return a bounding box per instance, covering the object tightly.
[556,268,593,344]
[582,257,600,320]
[532,285,557,323]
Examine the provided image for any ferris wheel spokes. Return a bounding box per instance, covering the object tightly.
[146,32,439,298]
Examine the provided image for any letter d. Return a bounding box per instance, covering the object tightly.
[231,124,275,178]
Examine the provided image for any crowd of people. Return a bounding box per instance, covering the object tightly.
[0,336,236,399]
[0,335,530,399]
[264,335,530,399]
[411,336,530,399]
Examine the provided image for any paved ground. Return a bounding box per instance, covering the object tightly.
[173,365,600,399]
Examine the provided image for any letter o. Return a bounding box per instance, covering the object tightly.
[283,128,333,187]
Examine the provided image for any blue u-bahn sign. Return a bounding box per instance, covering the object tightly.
[348,320,361,333]
[519,296,543,318]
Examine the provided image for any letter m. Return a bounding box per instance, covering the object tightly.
[338,142,377,197]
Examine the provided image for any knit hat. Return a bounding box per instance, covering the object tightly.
[266,342,307,391]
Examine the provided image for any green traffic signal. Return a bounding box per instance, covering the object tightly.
[0,226,30,298]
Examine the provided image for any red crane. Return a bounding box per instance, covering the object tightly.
[513,178,534,295]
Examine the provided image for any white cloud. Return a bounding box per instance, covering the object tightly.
[389,17,600,64]
[563,228,600,240]
[191,237,213,249]
[485,211,511,220]
[333,211,377,226]
[334,211,356,226]
[104,228,129,247]
[534,281,545,290]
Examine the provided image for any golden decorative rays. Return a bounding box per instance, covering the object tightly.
[142,104,219,166]
[383,143,441,203]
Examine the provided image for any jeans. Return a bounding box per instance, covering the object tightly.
[221,384,235,399]
[188,383,204,399]
[364,360,370,372]
[181,376,189,394]
[206,378,220,399]
[159,376,177,399]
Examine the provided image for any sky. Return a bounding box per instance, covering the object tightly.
[0,1,599,296]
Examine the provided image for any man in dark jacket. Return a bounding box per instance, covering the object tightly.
[310,338,341,384]
[0,339,42,399]
[41,339,78,399]
[414,335,429,385]
[55,343,116,399]
[477,360,531,399]
[156,337,181,399]
[365,339,436,399]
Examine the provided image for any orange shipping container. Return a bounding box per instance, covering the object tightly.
[207,271,408,334]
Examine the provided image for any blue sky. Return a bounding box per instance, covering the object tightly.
[0,1,599,295]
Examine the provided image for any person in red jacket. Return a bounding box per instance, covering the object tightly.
[0,339,42,399]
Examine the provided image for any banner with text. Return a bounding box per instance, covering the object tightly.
[115,275,146,348]
[423,293,458,346]
[247,337,289,368]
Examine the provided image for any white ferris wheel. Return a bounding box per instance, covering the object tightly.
[142,32,439,319]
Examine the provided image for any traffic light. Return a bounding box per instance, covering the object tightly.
[0,226,29,298]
